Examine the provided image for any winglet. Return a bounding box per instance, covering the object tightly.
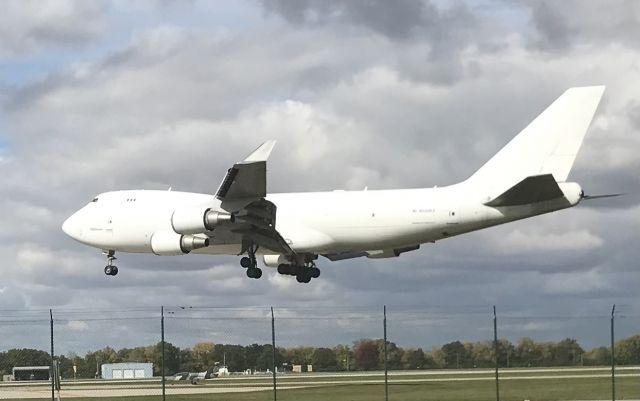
[243,140,276,163]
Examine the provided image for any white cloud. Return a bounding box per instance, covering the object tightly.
[542,268,611,295]
[497,229,604,254]
[0,0,107,56]
[66,320,90,332]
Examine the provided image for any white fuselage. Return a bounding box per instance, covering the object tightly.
[61,181,583,258]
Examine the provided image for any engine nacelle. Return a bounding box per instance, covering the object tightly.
[171,207,234,234]
[151,231,210,256]
[263,254,288,268]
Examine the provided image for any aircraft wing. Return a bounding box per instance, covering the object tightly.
[216,140,276,201]
[231,198,294,255]
[213,141,294,255]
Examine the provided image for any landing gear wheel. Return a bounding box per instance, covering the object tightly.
[240,257,252,268]
[103,250,118,277]
[246,267,262,279]
[296,270,311,283]
[310,267,320,278]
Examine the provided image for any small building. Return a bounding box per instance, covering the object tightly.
[12,366,50,381]
[291,364,313,373]
[101,363,153,379]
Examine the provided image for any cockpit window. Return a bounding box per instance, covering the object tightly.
[91,197,99,203]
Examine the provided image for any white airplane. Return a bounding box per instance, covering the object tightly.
[63,86,615,283]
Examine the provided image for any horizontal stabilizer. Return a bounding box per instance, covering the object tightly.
[582,193,623,200]
[485,174,564,207]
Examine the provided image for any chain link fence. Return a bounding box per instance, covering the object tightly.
[0,305,638,401]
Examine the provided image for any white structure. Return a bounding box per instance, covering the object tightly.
[101,363,153,379]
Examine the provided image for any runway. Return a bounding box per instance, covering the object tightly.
[1,367,639,399]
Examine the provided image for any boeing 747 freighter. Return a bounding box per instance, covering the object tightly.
[62,86,614,283]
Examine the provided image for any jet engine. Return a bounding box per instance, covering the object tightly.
[263,254,288,268]
[151,231,210,256]
[171,207,234,234]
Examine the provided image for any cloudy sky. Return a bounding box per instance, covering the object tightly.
[0,0,639,354]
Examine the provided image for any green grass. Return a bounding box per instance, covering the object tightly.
[1,371,638,401]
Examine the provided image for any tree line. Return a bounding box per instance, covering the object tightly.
[1,334,639,379]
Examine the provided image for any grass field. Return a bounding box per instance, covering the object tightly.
[1,367,638,401]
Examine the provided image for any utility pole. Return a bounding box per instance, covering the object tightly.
[50,309,54,401]
[161,306,166,401]
[611,304,616,401]
[493,306,500,401]
[384,305,388,401]
[271,306,277,401]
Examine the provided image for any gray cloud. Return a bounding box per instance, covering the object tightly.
[0,0,107,56]
[523,0,640,51]
[0,1,639,353]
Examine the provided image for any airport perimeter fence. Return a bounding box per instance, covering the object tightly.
[0,305,639,401]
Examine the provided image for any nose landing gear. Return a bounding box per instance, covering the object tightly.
[103,250,118,276]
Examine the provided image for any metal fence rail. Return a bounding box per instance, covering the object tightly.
[0,305,638,401]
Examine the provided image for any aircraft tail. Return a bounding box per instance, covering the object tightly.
[467,86,605,196]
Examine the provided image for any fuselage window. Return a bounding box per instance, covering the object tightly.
[92,197,99,203]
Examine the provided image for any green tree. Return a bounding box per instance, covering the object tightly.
[333,344,353,371]
[551,338,583,366]
[214,345,245,372]
[256,345,284,371]
[0,349,51,376]
[191,342,216,371]
[148,342,181,376]
[376,340,403,370]
[441,341,470,369]
[285,347,314,366]
[311,348,338,371]
[244,344,264,371]
[616,335,640,365]
[401,348,425,370]
[583,346,611,366]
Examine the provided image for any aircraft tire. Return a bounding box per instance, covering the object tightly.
[296,271,311,283]
[246,267,262,279]
[104,266,112,276]
[111,266,119,276]
[310,267,320,278]
[240,257,252,268]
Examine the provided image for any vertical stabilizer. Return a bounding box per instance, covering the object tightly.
[467,86,605,195]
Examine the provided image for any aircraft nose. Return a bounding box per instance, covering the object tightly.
[62,213,83,240]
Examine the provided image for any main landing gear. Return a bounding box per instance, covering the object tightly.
[277,259,320,284]
[240,245,262,279]
[103,250,118,276]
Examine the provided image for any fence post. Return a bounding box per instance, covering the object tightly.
[161,306,166,401]
[50,309,54,401]
[493,306,500,401]
[611,304,616,401]
[384,305,388,401]
[271,306,277,401]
